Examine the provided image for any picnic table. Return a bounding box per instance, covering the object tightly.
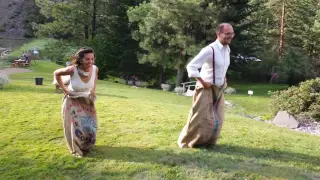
[11,59,30,68]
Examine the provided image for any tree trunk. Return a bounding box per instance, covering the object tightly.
[175,65,185,87]
[84,25,89,40]
[91,0,97,38]
[176,49,187,87]
[279,0,285,62]
[83,0,90,40]
[159,65,164,86]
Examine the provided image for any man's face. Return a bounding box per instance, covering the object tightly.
[218,25,234,45]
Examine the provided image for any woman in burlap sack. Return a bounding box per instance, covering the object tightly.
[177,23,234,148]
[54,47,98,157]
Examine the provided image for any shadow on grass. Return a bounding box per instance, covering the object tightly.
[95,93,128,99]
[87,144,319,179]
[2,144,318,179]
[1,83,56,94]
[0,154,124,179]
[1,84,129,99]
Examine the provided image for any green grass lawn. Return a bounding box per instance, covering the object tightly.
[0,61,319,180]
[225,83,289,119]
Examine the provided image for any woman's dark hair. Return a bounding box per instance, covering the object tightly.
[72,47,94,67]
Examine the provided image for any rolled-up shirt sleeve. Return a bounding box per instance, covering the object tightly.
[186,46,212,78]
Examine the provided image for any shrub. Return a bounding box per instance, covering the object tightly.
[271,78,320,121]
[2,56,18,62]
[105,75,126,84]
[42,40,77,64]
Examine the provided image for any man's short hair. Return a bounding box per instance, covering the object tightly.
[216,23,231,33]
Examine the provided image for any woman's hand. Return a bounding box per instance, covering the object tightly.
[62,87,70,96]
[54,66,74,96]
[90,89,95,97]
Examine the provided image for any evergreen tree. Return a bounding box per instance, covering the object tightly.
[128,0,257,86]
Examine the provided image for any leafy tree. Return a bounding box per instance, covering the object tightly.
[128,0,258,86]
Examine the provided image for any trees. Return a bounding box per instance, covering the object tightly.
[23,0,47,38]
[35,0,152,80]
[31,0,320,85]
[35,0,106,40]
[128,0,257,86]
[263,0,320,83]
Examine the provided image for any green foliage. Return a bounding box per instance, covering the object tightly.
[128,0,258,86]
[23,0,47,38]
[237,0,320,84]
[89,34,159,81]
[105,75,126,84]
[31,0,320,85]
[35,0,115,40]
[35,0,82,39]
[89,35,122,79]
[35,0,157,81]
[278,47,313,85]
[2,56,19,63]
[35,0,91,39]
[308,5,320,77]
[128,0,209,68]
[271,78,320,121]
[41,40,78,65]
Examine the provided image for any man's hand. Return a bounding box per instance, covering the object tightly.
[202,81,212,88]
[196,77,212,88]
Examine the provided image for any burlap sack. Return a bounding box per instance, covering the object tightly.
[62,93,97,156]
[177,83,225,148]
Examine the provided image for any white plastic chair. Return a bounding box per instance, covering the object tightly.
[179,81,196,96]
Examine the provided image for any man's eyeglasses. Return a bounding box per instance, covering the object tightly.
[222,32,235,37]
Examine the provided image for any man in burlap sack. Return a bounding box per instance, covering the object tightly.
[177,23,234,148]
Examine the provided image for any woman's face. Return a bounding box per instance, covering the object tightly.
[81,53,94,69]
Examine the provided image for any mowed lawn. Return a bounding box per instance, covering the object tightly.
[0,61,319,180]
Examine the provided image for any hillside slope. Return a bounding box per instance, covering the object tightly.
[0,0,37,39]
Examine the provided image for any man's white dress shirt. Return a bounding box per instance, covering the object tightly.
[186,40,230,87]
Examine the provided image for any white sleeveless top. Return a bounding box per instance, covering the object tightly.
[68,65,96,92]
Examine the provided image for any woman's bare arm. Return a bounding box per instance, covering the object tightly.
[54,66,74,95]
[91,66,99,96]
